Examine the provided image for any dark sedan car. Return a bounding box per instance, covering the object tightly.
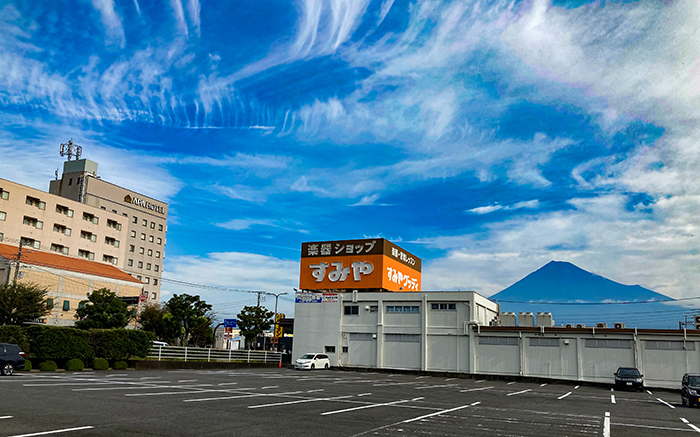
[1,343,26,376]
[614,367,643,391]
[681,373,700,407]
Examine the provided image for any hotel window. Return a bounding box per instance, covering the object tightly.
[154,265,159,272]
[137,275,142,281]
[386,306,420,313]
[138,261,143,268]
[158,224,163,231]
[0,189,9,200]
[46,298,54,309]
[106,219,122,231]
[130,230,136,238]
[25,196,46,210]
[78,249,95,261]
[153,279,158,286]
[144,277,150,284]
[23,216,43,229]
[344,306,359,316]
[132,216,138,224]
[112,209,117,214]
[146,263,151,270]
[80,230,97,242]
[62,300,70,311]
[79,301,86,309]
[82,212,98,224]
[128,259,133,267]
[129,245,135,252]
[103,255,118,265]
[141,233,146,240]
[105,237,120,248]
[150,221,155,229]
[50,244,69,255]
[149,235,154,243]
[53,224,71,236]
[55,204,74,217]
[101,206,106,210]
[147,249,152,256]
[0,233,3,242]
[157,237,162,245]
[155,251,161,258]
[0,211,6,221]
[20,237,41,249]
[142,219,147,226]
[139,247,145,254]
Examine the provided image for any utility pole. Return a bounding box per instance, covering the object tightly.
[268,292,288,352]
[13,241,24,283]
[249,291,266,307]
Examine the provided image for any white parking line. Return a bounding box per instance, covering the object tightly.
[646,390,653,395]
[507,381,517,385]
[74,384,214,392]
[8,426,95,437]
[321,397,424,415]
[183,390,304,403]
[460,386,493,393]
[681,418,700,433]
[574,385,580,389]
[403,402,480,423]
[475,380,485,383]
[611,395,616,404]
[218,382,238,386]
[373,382,420,387]
[1,416,14,419]
[445,378,455,381]
[507,389,532,397]
[658,398,676,409]
[248,395,355,409]
[558,392,572,400]
[540,383,547,387]
[177,380,197,383]
[415,384,458,390]
[611,388,614,391]
[604,412,610,437]
[306,389,325,393]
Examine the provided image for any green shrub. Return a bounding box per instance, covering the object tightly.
[22,360,32,371]
[39,360,58,371]
[65,358,84,371]
[113,360,128,370]
[90,329,155,360]
[92,358,109,370]
[27,326,93,362]
[0,325,30,353]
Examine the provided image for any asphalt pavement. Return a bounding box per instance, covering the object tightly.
[1,368,697,436]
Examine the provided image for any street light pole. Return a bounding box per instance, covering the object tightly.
[269,292,288,352]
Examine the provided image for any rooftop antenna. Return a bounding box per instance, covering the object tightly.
[59,139,82,161]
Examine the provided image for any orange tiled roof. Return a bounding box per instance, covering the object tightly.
[0,243,142,284]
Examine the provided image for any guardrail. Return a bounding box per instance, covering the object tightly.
[148,346,282,364]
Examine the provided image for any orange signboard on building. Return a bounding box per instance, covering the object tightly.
[299,239,421,292]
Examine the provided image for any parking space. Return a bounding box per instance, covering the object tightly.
[1,369,699,436]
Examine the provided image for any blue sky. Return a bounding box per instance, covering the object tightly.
[1,0,698,321]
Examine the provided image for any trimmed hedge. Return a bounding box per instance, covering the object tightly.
[65,358,84,371]
[22,360,32,371]
[93,358,109,370]
[90,329,154,360]
[39,360,58,371]
[113,360,128,370]
[27,326,93,362]
[0,325,30,352]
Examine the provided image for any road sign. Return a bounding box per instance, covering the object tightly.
[224,319,237,328]
[139,294,148,303]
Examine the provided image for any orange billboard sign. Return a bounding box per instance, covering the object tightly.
[299,239,421,292]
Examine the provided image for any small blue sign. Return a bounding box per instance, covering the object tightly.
[224,319,237,328]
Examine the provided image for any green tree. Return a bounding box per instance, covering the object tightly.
[0,282,51,325]
[75,288,131,329]
[189,316,214,347]
[237,306,274,349]
[138,303,167,339]
[165,294,213,346]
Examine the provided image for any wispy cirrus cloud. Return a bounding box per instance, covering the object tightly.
[469,200,540,215]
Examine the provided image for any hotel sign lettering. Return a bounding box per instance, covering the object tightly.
[124,195,165,214]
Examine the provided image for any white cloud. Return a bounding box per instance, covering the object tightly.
[351,193,380,206]
[468,199,540,215]
[215,219,275,231]
[170,0,188,36]
[469,205,503,215]
[90,0,125,47]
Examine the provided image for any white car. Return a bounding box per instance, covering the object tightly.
[294,353,331,370]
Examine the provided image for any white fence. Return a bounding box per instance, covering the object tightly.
[148,346,282,364]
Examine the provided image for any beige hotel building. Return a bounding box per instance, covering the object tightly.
[0,158,168,302]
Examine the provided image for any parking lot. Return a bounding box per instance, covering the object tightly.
[1,368,698,436]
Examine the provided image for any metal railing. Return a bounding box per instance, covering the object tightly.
[148,346,282,364]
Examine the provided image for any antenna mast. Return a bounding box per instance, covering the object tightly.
[59,139,82,161]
